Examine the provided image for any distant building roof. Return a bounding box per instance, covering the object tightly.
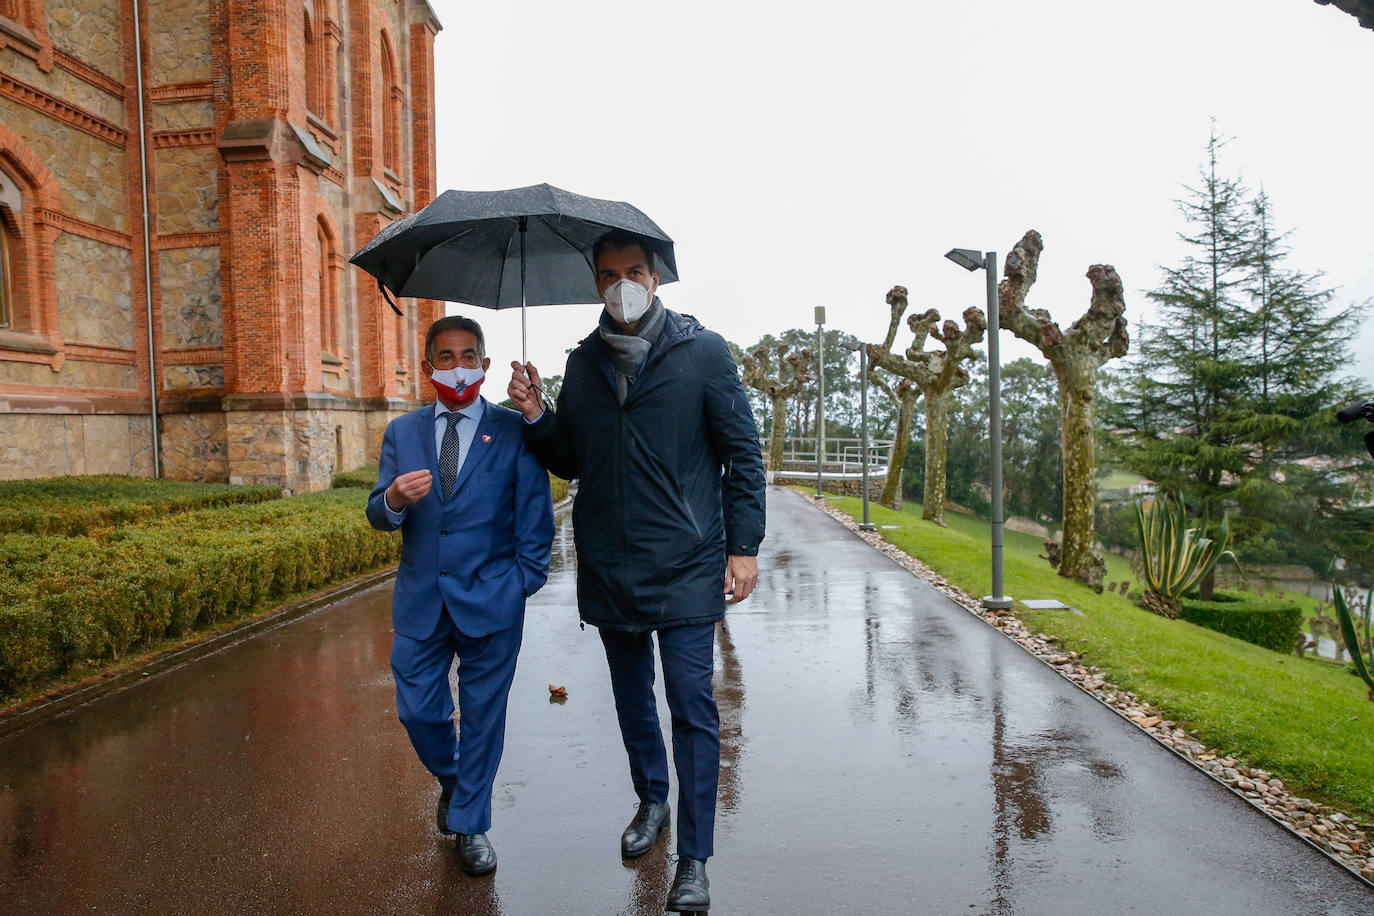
[1316,0,1374,29]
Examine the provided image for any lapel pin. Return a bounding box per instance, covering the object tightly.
[482,434,492,443]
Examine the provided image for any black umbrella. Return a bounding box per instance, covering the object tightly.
[348,183,677,361]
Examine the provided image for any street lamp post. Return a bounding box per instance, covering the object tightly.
[814,306,826,500]
[945,247,1013,610]
[847,340,876,531]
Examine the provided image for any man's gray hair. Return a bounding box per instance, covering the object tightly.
[424,315,486,362]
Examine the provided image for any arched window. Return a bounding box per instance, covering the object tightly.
[305,8,323,119]
[0,218,12,330]
[0,166,24,332]
[317,218,340,355]
[380,32,402,177]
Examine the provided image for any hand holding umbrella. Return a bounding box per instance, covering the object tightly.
[507,360,546,421]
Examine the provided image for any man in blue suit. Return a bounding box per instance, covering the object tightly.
[367,315,553,876]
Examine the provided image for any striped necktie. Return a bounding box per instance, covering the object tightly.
[439,412,462,499]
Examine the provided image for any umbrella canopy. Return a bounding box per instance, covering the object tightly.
[349,183,677,311]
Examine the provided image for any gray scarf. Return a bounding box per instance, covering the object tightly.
[598,296,666,404]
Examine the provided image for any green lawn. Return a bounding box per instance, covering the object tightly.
[825,494,1374,820]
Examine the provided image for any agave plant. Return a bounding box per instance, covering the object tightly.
[1332,587,1374,702]
[1133,495,1237,618]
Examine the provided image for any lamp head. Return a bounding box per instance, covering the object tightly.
[944,248,984,272]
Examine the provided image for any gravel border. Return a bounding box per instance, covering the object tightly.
[808,495,1374,889]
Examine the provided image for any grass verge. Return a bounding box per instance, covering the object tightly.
[824,493,1374,821]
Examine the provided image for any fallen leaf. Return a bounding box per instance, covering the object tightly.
[548,684,568,698]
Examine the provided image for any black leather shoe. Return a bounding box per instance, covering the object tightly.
[456,832,497,876]
[665,857,709,912]
[620,801,670,858]
[436,787,455,835]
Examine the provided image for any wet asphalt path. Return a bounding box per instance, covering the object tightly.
[2,487,1371,914]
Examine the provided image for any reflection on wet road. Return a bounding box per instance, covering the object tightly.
[1,488,1369,913]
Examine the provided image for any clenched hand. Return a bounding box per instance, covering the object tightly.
[386,469,432,510]
[724,555,758,604]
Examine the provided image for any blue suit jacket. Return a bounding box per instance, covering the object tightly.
[366,398,554,640]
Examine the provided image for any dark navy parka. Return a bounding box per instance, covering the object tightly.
[524,306,766,632]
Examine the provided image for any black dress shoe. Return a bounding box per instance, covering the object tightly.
[456,832,497,876]
[665,857,709,912]
[436,787,455,835]
[620,801,670,858]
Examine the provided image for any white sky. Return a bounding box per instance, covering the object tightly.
[429,0,1374,389]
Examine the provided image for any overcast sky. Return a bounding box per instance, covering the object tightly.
[428,0,1374,392]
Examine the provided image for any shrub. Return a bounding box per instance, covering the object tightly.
[0,489,400,698]
[550,473,569,503]
[332,465,379,490]
[1179,589,1303,654]
[0,475,279,536]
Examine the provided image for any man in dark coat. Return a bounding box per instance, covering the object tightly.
[507,229,765,913]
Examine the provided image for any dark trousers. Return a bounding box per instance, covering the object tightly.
[391,610,523,835]
[599,622,719,861]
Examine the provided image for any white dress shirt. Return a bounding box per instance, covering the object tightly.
[384,397,486,523]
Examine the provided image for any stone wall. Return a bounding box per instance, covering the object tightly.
[161,409,226,481]
[146,0,212,84]
[0,411,153,478]
[0,96,128,231]
[159,246,222,348]
[0,358,137,389]
[774,473,892,507]
[55,233,134,348]
[154,148,218,234]
[47,0,124,78]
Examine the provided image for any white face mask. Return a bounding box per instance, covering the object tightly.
[602,278,652,325]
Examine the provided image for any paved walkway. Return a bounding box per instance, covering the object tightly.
[1,488,1370,914]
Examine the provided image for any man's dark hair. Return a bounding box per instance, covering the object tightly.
[591,229,656,273]
[425,315,486,363]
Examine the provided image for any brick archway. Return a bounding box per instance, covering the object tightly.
[0,121,63,369]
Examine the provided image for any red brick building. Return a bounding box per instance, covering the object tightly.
[0,0,442,491]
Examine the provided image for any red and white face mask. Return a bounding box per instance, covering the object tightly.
[430,366,485,406]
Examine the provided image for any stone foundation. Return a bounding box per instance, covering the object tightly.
[0,411,154,478]
[0,396,411,490]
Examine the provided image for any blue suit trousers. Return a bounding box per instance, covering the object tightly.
[391,611,523,835]
[600,622,719,861]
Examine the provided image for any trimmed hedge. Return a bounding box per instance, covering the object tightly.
[0,475,279,536]
[1179,589,1303,654]
[335,463,572,502]
[0,488,400,698]
[332,465,378,490]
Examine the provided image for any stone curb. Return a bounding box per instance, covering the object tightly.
[0,567,398,739]
[805,493,1374,891]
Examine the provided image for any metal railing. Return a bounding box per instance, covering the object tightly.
[762,436,894,476]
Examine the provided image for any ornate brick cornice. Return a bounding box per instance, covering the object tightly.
[53,50,124,98]
[162,347,224,365]
[153,128,216,149]
[150,82,214,103]
[37,208,132,248]
[156,231,221,250]
[0,72,126,146]
[64,343,136,365]
[321,165,345,186]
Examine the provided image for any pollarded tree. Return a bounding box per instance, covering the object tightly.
[742,341,814,472]
[865,364,920,508]
[998,230,1128,592]
[868,285,986,524]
